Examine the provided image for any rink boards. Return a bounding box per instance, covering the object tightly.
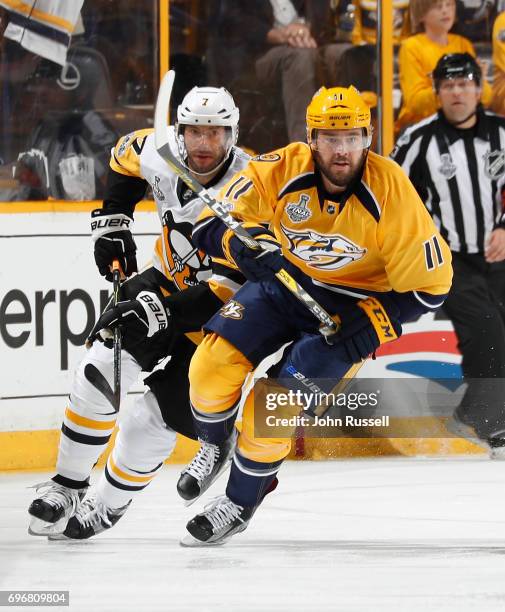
[0,203,484,470]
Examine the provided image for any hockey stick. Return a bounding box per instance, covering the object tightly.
[303,359,365,421]
[111,260,122,411]
[154,70,338,337]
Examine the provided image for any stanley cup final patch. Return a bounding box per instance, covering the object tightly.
[152,175,165,201]
[117,133,134,157]
[484,150,505,180]
[438,154,457,179]
[286,194,312,223]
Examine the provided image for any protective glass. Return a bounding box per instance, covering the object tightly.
[182,125,231,147]
[311,130,372,153]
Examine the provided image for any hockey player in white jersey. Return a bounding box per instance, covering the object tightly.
[27,86,249,539]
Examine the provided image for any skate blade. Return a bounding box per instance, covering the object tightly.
[445,417,490,450]
[47,533,71,541]
[28,516,67,537]
[180,521,249,548]
[179,533,227,548]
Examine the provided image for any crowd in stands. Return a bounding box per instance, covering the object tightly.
[1,0,505,201]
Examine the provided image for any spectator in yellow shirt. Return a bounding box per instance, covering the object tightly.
[491,12,505,116]
[397,0,491,130]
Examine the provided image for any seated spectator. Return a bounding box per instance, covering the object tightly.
[491,10,505,115]
[206,0,350,148]
[397,0,492,130]
[8,45,117,201]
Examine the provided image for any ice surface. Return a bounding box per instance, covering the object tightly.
[2,458,505,611]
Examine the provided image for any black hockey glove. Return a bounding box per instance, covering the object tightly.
[89,291,172,346]
[326,296,402,364]
[91,208,138,281]
[226,232,286,283]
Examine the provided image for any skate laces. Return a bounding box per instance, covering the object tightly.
[182,442,219,482]
[32,481,80,511]
[203,495,244,532]
[74,496,112,529]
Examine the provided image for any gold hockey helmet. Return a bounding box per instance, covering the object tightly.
[306,86,372,150]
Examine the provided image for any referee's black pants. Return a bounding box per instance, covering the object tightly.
[443,252,505,439]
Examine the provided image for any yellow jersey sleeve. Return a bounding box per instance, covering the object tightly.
[109,128,153,178]
[218,162,277,223]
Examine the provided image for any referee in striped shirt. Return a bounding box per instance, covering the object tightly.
[391,53,505,453]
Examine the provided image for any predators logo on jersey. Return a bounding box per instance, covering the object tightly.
[281,225,366,271]
[161,211,211,290]
[219,300,244,320]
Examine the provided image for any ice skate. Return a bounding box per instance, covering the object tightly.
[177,429,237,505]
[50,495,131,540]
[180,495,253,547]
[28,481,86,536]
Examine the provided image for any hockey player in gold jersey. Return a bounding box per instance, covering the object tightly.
[180,85,453,546]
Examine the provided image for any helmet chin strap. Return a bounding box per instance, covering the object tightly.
[447,108,477,127]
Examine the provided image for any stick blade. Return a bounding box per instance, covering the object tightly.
[155,70,176,151]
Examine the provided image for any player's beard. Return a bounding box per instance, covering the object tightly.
[314,149,367,190]
[187,149,224,175]
[187,138,229,176]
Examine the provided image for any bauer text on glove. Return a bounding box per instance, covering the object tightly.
[91,208,138,281]
[89,291,171,345]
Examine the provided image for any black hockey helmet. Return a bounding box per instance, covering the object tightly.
[433,53,482,92]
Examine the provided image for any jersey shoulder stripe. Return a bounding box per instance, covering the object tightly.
[278,172,316,199]
[225,175,248,198]
[110,128,154,178]
[354,180,381,221]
